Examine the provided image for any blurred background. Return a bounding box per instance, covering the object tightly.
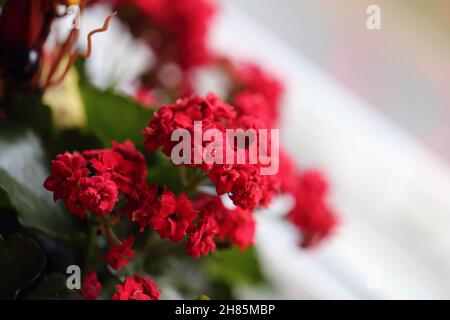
[81,0,450,299]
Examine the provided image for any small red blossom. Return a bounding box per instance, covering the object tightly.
[82,272,102,300]
[122,184,199,243]
[83,140,147,194]
[194,194,256,250]
[208,164,279,210]
[101,235,136,270]
[44,141,145,218]
[287,170,338,248]
[277,149,300,194]
[91,0,216,69]
[143,93,235,156]
[230,62,284,127]
[78,175,119,217]
[123,183,159,232]
[43,151,89,202]
[186,215,218,259]
[150,191,199,243]
[113,275,160,300]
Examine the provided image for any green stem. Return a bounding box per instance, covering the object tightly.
[102,217,121,246]
[84,216,98,271]
[178,166,189,187]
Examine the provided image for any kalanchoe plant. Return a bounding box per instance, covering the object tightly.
[0,0,338,300]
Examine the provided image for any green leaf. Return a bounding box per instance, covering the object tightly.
[0,186,11,208]
[26,273,79,300]
[79,79,153,147]
[147,154,184,194]
[51,128,103,156]
[0,233,46,299]
[203,247,265,286]
[0,128,83,242]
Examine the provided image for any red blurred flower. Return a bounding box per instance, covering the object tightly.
[101,235,136,270]
[208,164,279,210]
[82,272,102,300]
[195,194,255,250]
[287,170,338,248]
[113,275,160,300]
[277,149,299,194]
[186,215,218,259]
[91,0,216,69]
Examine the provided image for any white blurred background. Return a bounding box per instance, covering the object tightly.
[219,0,450,299]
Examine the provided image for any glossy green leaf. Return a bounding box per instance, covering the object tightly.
[0,129,83,242]
[26,273,79,300]
[79,79,153,147]
[0,233,46,299]
[203,247,265,286]
[0,186,11,208]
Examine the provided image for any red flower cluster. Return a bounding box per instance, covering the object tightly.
[194,194,256,251]
[287,170,338,248]
[125,185,199,243]
[91,0,215,70]
[143,93,279,210]
[143,93,235,156]
[82,272,102,300]
[228,61,284,128]
[208,164,279,211]
[44,140,146,219]
[113,275,160,300]
[185,194,256,259]
[186,214,218,259]
[101,235,136,270]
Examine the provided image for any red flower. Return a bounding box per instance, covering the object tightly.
[82,272,102,300]
[44,151,115,219]
[101,235,135,270]
[287,170,338,247]
[208,164,279,210]
[143,93,235,156]
[113,275,160,300]
[232,91,274,129]
[91,0,215,69]
[124,183,159,232]
[83,140,147,194]
[277,150,299,194]
[230,61,284,128]
[78,175,119,217]
[186,215,218,259]
[123,183,199,242]
[150,191,199,243]
[43,151,89,202]
[194,194,255,250]
[44,141,145,218]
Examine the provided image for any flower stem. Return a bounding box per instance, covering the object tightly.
[102,217,121,246]
[84,214,98,270]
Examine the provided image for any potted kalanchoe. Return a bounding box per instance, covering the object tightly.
[0,0,338,300]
